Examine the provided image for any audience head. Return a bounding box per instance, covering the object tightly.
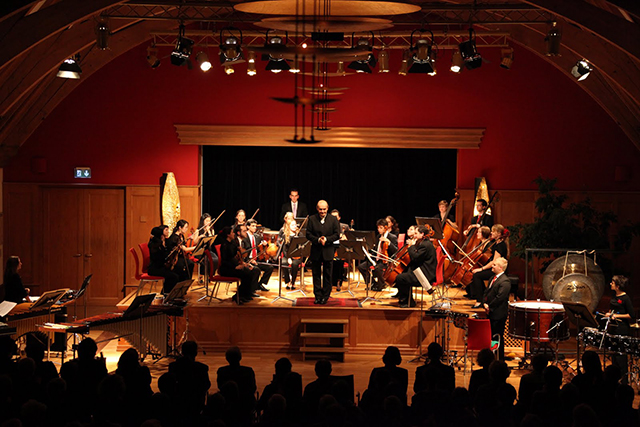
[543,365,563,390]
[274,357,292,376]
[25,337,46,363]
[476,348,495,369]
[531,354,548,372]
[117,348,140,371]
[314,359,332,379]
[603,364,622,384]
[488,360,511,383]
[225,346,242,365]
[181,340,198,360]
[581,350,602,374]
[267,394,287,418]
[77,338,98,360]
[427,342,444,362]
[382,346,402,366]
[615,383,634,408]
[572,403,600,427]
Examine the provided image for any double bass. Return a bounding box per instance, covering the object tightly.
[460,191,500,252]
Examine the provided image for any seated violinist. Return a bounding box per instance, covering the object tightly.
[468,224,509,309]
[358,218,398,292]
[278,212,302,290]
[147,225,180,294]
[219,225,261,305]
[330,209,348,291]
[167,220,196,282]
[242,219,274,292]
[191,213,217,273]
[394,225,437,308]
[234,209,247,227]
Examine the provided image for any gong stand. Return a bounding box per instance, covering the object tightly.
[562,301,599,372]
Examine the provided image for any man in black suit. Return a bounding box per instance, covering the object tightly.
[219,225,260,304]
[463,198,494,236]
[394,225,437,308]
[279,189,308,223]
[168,340,211,419]
[242,219,273,292]
[306,200,340,304]
[358,218,398,291]
[216,346,257,424]
[483,257,511,360]
[413,342,455,395]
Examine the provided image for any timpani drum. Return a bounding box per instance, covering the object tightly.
[508,301,569,342]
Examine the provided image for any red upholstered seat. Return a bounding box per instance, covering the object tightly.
[129,246,164,295]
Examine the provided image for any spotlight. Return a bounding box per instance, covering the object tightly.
[247,51,257,76]
[265,35,290,73]
[408,32,436,74]
[378,49,389,73]
[219,28,244,65]
[337,61,346,76]
[348,35,376,74]
[398,50,410,76]
[459,28,482,70]
[450,51,463,73]
[289,56,300,73]
[95,19,110,50]
[170,25,194,67]
[571,59,593,81]
[500,48,514,69]
[56,55,82,79]
[196,52,212,72]
[225,64,235,75]
[147,44,160,69]
[545,22,562,56]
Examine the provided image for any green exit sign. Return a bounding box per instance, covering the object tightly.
[74,167,91,179]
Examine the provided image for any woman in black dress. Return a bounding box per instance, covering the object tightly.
[167,220,196,282]
[147,226,179,293]
[2,256,29,303]
[602,275,635,383]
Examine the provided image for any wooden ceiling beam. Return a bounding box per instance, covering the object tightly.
[522,0,640,61]
[0,0,127,72]
[603,0,640,19]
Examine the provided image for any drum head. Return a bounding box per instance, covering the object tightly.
[542,255,604,303]
[551,273,599,312]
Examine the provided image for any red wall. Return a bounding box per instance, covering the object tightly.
[5,41,640,190]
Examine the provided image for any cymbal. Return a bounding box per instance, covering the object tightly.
[551,273,600,312]
[271,96,338,105]
[235,0,421,16]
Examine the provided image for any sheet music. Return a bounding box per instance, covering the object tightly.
[0,301,17,317]
[413,268,432,291]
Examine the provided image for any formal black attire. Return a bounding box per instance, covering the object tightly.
[278,229,302,287]
[366,365,409,405]
[147,238,180,293]
[394,239,437,305]
[242,233,274,287]
[219,238,260,301]
[469,240,508,304]
[358,232,398,291]
[471,213,494,228]
[413,359,455,395]
[168,356,211,418]
[217,363,257,422]
[279,201,308,223]
[3,272,28,303]
[306,213,340,300]
[483,271,511,360]
[607,293,635,381]
[166,233,194,281]
[437,213,455,224]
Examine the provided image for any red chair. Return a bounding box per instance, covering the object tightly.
[138,243,153,274]
[202,245,240,304]
[465,318,492,374]
[130,247,165,296]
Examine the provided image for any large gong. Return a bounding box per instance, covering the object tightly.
[542,255,604,312]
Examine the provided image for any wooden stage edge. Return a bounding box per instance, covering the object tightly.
[171,282,525,358]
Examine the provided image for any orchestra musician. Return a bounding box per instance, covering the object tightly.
[330,209,349,291]
[219,225,261,305]
[394,225,437,308]
[1,256,30,303]
[358,218,398,292]
[386,215,400,237]
[436,200,456,224]
[280,189,308,222]
[243,219,273,292]
[469,224,509,308]
[167,220,196,282]
[306,200,341,305]
[147,225,180,294]
[191,213,218,273]
[602,275,635,383]
[278,212,302,290]
[482,257,511,360]
[234,210,247,227]
[463,199,494,236]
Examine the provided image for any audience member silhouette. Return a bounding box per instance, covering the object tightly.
[468,348,495,399]
[571,350,605,413]
[169,340,211,422]
[116,347,153,424]
[217,346,257,425]
[302,359,334,417]
[474,360,516,427]
[258,357,302,415]
[516,354,547,417]
[413,342,455,395]
[529,365,564,427]
[365,346,408,405]
[24,338,58,391]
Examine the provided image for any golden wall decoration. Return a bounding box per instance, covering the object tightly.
[161,172,181,231]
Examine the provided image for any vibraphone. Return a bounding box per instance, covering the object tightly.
[6,305,65,338]
[69,306,183,358]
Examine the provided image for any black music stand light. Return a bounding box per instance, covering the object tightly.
[122,294,155,318]
[30,289,69,311]
[345,230,376,248]
[335,240,366,298]
[165,279,193,305]
[286,236,311,297]
[415,217,444,240]
[562,301,598,371]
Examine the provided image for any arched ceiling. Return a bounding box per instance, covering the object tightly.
[0,0,638,166]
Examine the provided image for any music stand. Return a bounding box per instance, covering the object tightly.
[562,301,598,372]
[122,294,155,318]
[415,217,444,240]
[345,230,376,248]
[286,236,311,297]
[30,289,69,310]
[272,242,294,304]
[192,236,214,259]
[165,279,192,305]
[335,240,366,298]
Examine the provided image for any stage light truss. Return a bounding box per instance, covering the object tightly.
[103,1,554,25]
[149,30,511,50]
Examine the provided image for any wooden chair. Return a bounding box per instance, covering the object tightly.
[129,246,164,296]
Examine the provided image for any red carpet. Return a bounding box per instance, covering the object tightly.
[294,297,361,307]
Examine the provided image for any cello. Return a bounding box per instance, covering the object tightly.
[448,228,509,288]
[382,225,434,287]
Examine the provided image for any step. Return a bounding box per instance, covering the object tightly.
[301,318,349,325]
[300,346,349,353]
[300,332,348,338]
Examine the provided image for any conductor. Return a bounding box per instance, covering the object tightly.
[306,200,340,305]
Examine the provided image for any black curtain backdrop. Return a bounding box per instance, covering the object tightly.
[203,146,457,232]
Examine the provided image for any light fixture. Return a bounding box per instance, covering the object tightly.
[225,64,235,75]
[408,30,436,74]
[459,27,482,70]
[571,59,593,81]
[500,48,514,69]
[545,22,562,56]
[219,27,244,65]
[247,51,257,76]
[264,33,290,73]
[147,43,160,68]
[450,51,463,73]
[378,48,389,73]
[348,34,376,73]
[289,55,300,73]
[56,55,82,79]
[337,61,346,76]
[95,19,110,50]
[170,25,194,67]
[398,49,410,75]
[196,52,212,72]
